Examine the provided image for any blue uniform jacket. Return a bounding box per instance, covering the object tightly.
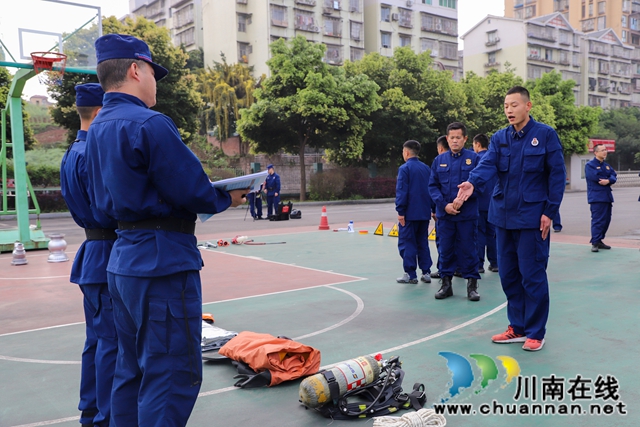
[60,130,118,285]
[85,93,231,277]
[429,148,479,221]
[265,172,281,196]
[475,150,497,212]
[585,157,616,203]
[395,157,432,221]
[468,117,566,229]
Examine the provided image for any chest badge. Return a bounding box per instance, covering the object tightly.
[440,164,447,167]
[465,158,472,165]
[606,166,610,170]
[531,137,539,146]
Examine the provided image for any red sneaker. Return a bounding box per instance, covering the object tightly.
[492,326,526,343]
[522,338,545,351]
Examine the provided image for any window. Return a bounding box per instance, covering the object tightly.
[323,0,340,9]
[487,31,499,44]
[597,16,606,30]
[597,1,605,14]
[399,34,411,47]
[324,16,341,36]
[588,3,593,16]
[589,58,596,73]
[515,9,523,19]
[544,48,553,62]
[175,4,194,28]
[422,0,432,3]
[295,10,318,32]
[524,5,536,18]
[528,46,541,59]
[488,52,496,64]
[439,41,457,59]
[559,50,569,64]
[381,5,391,22]
[421,13,457,36]
[573,52,580,66]
[527,65,550,80]
[176,28,194,46]
[438,0,456,9]
[238,42,251,63]
[381,32,391,48]
[622,15,628,28]
[631,17,639,31]
[421,38,438,56]
[325,44,342,64]
[582,4,585,18]
[350,21,363,40]
[270,5,287,27]
[559,31,570,44]
[238,13,250,32]
[349,0,359,12]
[623,30,628,42]
[350,47,364,61]
[399,8,412,28]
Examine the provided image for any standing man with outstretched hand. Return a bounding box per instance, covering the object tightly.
[457,86,566,352]
[264,163,281,219]
[60,83,117,427]
[585,144,617,252]
[395,140,433,285]
[86,34,246,426]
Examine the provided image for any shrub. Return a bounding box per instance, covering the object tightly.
[309,169,345,201]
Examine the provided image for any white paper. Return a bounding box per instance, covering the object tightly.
[198,170,268,222]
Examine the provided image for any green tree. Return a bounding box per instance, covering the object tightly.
[593,108,640,169]
[1,66,37,152]
[48,16,202,145]
[237,36,380,200]
[185,47,204,72]
[199,54,258,142]
[526,70,601,156]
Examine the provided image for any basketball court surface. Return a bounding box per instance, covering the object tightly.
[1,192,639,427]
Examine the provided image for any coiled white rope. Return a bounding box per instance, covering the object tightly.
[372,409,446,427]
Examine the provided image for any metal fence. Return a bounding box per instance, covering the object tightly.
[614,171,640,188]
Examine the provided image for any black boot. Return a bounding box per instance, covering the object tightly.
[467,278,480,301]
[435,277,453,299]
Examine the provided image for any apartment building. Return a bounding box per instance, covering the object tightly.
[363,0,459,75]
[129,0,203,51]
[462,12,633,108]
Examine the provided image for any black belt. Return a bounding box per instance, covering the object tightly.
[85,228,117,240]
[118,218,196,235]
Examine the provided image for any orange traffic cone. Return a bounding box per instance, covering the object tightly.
[319,206,330,230]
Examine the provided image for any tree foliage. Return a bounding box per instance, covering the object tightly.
[0,66,37,152]
[593,107,640,169]
[237,36,380,200]
[48,16,202,145]
[199,54,258,141]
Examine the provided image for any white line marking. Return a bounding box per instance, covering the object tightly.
[0,355,80,364]
[9,416,80,427]
[0,322,85,337]
[0,275,69,280]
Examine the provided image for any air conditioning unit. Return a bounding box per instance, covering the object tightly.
[391,13,399,21]
[350,6,357,12]
[406,0,413,6]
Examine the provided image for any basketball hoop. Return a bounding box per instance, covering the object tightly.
[30,52,67,85]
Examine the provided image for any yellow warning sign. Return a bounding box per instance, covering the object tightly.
[388,223,399,237]
[428,227,436,241]
[374,222,384,236]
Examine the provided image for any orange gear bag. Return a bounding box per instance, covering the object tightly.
[219,331,321,386]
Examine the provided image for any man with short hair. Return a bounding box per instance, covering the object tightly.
[85,34,246,426]
[585,144,617,252]
[472,133,498,274]
[430,135,448,280]
[60,83,117,427]
[264,164,281,219]
[458,86,566,352]
[395,140,433,284]
[429,122,481,301]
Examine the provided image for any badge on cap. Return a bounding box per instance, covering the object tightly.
[465,158,471,165]
[531,138,539,146]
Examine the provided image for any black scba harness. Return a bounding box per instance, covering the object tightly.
[312,356,427,420]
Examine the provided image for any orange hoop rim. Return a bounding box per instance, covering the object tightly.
[30,52,67,74]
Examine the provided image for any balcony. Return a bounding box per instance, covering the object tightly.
[528,32,557,42]
[485,38,500,46]
[484,62,500,68]
[296,0,316,5]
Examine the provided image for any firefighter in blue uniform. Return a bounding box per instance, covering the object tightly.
[60,83,117,427]
[86,34,246,426]
[472,133,498,273]
[458,86,565,352]
[428,122,481,301]
[264,164,281,218]
[585,143,617,252]
[395,140,433,284]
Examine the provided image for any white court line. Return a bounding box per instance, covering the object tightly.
[0,275,70,280]
[0,355,80,364]
[10,416,80,427]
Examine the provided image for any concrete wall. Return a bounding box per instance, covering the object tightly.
[569,153,593,191]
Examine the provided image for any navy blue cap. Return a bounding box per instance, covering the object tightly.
[267,164,274,169]
[95,34,168,81]
[75,83,104,107]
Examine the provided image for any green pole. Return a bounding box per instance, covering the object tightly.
[7,68,36,244]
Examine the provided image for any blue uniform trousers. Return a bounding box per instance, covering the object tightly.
[496,228,550,340]
[266,194,280,217]
[589,202,612,245]
[108,271,203,427]
[477,210,498,268]
[438,219,480,279]
[79,284,117,427]
[398,220,432,279]
[248,192,262,218]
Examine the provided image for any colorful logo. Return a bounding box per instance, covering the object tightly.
[438,352,521,402]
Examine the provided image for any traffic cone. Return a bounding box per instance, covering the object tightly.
[319,206,330,230]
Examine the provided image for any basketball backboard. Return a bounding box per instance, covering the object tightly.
[0,0,103,72]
